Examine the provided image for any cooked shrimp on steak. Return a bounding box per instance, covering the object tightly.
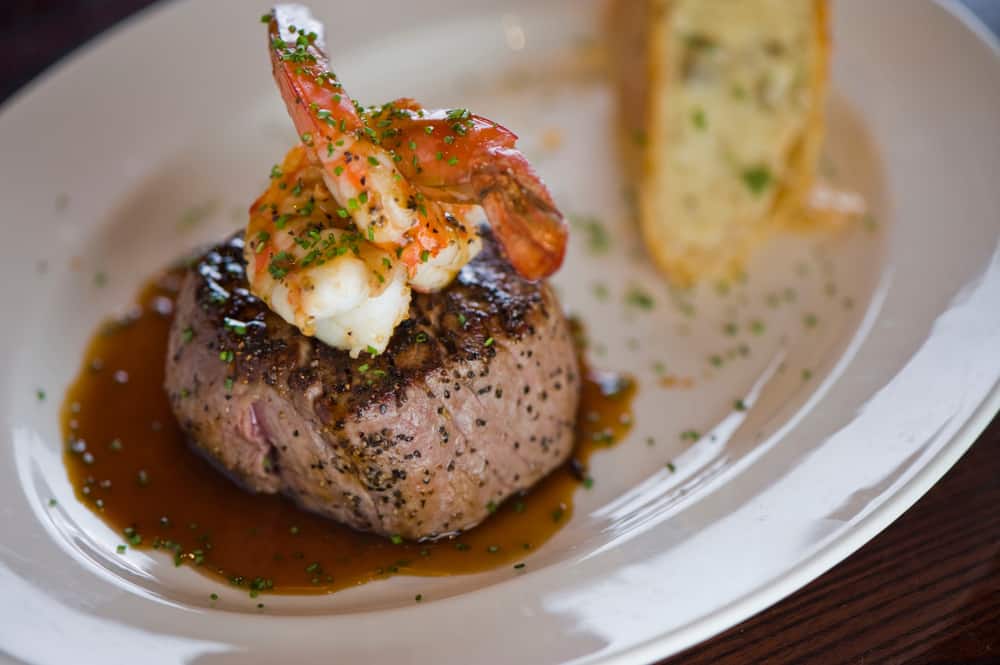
[164,4,578,540]
[247,4,568,356]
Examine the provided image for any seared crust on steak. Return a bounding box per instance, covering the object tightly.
[164,231,579,539]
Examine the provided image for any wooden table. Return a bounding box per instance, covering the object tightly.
[3,2,998,663]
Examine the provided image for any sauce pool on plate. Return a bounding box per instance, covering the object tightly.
[61,267,635,597]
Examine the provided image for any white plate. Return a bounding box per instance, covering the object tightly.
[2,1,999,663]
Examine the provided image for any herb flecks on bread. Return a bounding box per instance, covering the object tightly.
[613,0,829,286]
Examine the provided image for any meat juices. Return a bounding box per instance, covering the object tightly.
[165,231,580,540]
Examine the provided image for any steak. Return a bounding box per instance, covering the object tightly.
[164,231,579,540]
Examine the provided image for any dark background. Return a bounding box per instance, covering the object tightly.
[2,2,999,664]
[3,0,1000,104]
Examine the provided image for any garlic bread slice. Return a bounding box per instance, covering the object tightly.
[620,0,829,285]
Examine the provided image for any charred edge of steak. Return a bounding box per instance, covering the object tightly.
[183,229,552,428]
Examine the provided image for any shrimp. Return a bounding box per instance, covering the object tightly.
[245,145,411,356]
[265,4,566,282]
[365,99,568,281]
[247,4,568,355]
[266,4,479,293]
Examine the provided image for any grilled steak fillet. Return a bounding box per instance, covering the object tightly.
[164,231,579,539]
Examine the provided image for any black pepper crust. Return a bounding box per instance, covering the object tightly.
[190,229,547,422]
[166,229,579,539]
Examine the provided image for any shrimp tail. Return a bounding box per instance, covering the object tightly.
[473,151,568,281]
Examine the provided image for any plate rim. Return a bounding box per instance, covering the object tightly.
[611,379,1000,664]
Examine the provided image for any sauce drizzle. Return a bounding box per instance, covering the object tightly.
[61,268,634,597]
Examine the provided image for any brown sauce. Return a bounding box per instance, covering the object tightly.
[61,268,635,597]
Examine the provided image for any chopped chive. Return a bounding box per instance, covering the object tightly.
[692,107,707,130]
[569,215,611,254]
[625,287,655,310]
[742,166,772,195]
